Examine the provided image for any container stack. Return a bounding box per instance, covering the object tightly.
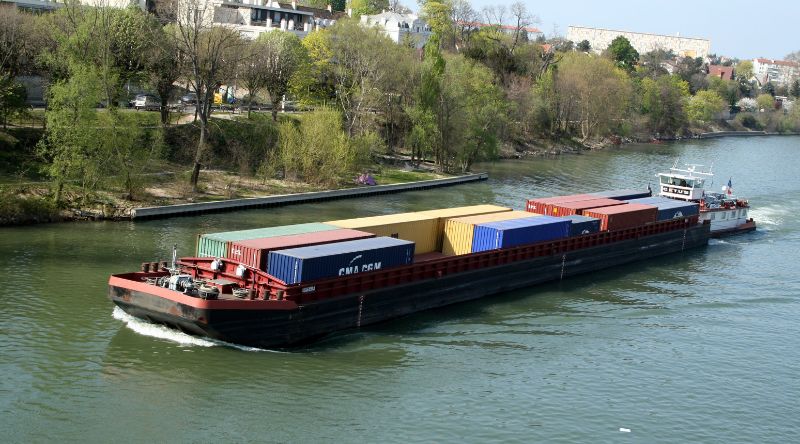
[525,194,595,213]
[196,223,339,258]
[326,205,512,254]
[267,237,415,285]
[583,203,658,231]
[226,229,376,271]
[589,189,652,201]
[625,197,699,221]
[471,215,571,252]
[540,198,625,217]
[442,211,541,255]
[560,215,602,236]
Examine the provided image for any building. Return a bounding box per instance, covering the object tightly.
[360,11,431,49]
[210,1,345,40]
[708,65,734,81]
[566,26,711,59]
[753,58,799,86]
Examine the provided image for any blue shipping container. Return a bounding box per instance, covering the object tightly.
[590,189,652,201]
[560,215,601,236]
[471,216,570,253]
[626,197,699,220]
[267,237,415,285]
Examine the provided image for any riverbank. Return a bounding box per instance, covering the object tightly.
[0,166,467,226]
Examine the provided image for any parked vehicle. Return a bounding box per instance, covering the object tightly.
[133,94,160,111]
[180,92,198,105]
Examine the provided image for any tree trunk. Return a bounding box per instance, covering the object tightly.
[190,116,207,192]
[271,98,279,121]
[160,96,170,125]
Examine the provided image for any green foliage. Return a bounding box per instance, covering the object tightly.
[291,29,334,104]
[735,60,754,80]
[791,80,800,98]
[640,75,689,135]
[0,188,59,224]
[707,76,740,106]
[762,81,776,96]
[607,36,639,72]
[686,90,726,125]
[756,93,775,110]
[277,109,372,186]
[350,0,390,17]
[256,31,309,120]
[0,76,27,128]
[576,40,591,52]
[735,113,762,130]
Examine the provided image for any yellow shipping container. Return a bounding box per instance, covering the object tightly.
[416,204,512,250]
[326,212,440,254]
[442,211,541,256]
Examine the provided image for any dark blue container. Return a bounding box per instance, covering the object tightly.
[561,215,601,236]
[471,216,570,253]
[267,237,415,285]
[590,189,652,201]
[626,197,699,220]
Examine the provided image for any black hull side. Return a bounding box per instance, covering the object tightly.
[111,224,710,348]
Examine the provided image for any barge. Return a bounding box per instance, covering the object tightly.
[110,193,712,348]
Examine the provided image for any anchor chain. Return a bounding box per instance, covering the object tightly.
[560,254,567,280]
[357,295,365,327]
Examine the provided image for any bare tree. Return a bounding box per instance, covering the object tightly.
[450,0,478,50]
[388,0,410,13]
[163,0,244,191]
[239,39,268,118]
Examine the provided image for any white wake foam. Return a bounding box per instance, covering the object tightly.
[111,306,272,352]
[748,205,788,228]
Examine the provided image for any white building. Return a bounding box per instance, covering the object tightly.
[566,26,711,59]
[210,1,344,40]
[360,11,431,48]
[753,58,799,86]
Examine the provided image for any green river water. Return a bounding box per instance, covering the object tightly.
[1,136,798,443]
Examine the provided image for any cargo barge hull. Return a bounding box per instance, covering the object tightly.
[110,223,710,348]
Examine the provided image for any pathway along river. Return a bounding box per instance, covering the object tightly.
[2,136,798,442]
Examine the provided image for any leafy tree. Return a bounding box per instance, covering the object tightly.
[350,0,390,17]
[292,29,334,104]
[707,76,739,106]
[686,90,725,125]
[790,79,800,98]
[640,75,689,136]
[637,49,675,79]
[576,39,591,52]
[556,52,633,139]
[756,93,775,110]
[0,80,26,129]
[256,31,308,121]
[735,60,754,81]
[145,23,185,125]
[762,81,775,96]
[736,97,757,112]
[606,36,639,72]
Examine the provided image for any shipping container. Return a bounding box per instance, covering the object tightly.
[546,198,625,217]
[583,203,658,231]
[560,214,601,236]
[625,197,700,221]
[226,229,376,271]
[471,215,570,252]
[197,223,338,258]
[589,189,652,201]
[415,205,512,249]
[267,237,415,285]
[326,212,442,254]
[442,211,540,255]
[525,194,595,213]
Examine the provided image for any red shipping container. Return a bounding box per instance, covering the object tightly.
[226,229,376,271]
[583,203,658,231]
[525,194,595,213]
[548,198,626,217]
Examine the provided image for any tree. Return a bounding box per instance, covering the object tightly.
[556,52,632,139]
[674,56,705,92]
[735,60,754,81]
[145,23,185,125]
[637,49,674,79]
[785,50,800,63]
[686,90,725,125]
[350,0,390,16]
[606,36,639,72]
[257,31,308,121]
[756,93,775,110]
[291,29,334,104]
[790,79,800,98]
[762,81,775,96]
[640,75,689,135]
[707,76,740,106]
[165,0,245,191]
[576,40,591,52]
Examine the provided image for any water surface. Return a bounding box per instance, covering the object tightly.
[1,136,798,442]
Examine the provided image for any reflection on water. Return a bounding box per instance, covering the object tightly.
[1,136,799,442]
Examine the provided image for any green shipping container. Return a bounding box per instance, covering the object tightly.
[196,223,338,258]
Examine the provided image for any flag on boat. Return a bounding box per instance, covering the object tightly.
[727,177,733,195]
